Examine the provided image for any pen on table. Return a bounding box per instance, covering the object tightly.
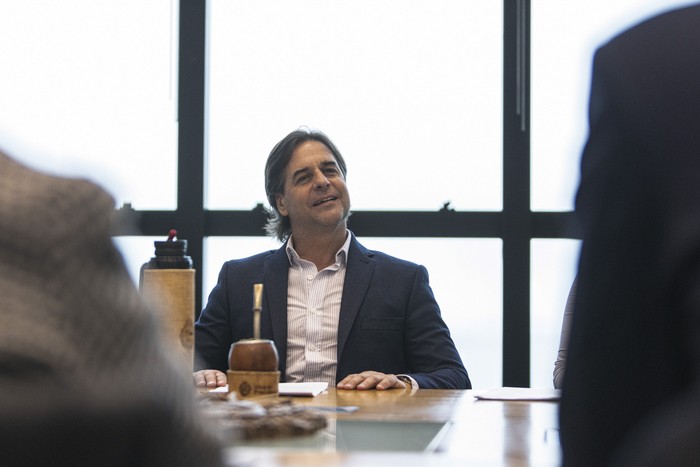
[308,406,360,413]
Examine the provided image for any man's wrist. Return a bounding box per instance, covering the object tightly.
[396,374,417,390]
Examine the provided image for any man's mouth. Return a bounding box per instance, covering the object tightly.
[313,196,337,206]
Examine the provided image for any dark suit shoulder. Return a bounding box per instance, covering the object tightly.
[222,249,280,271]
[363,249,422,270]
[588,3,700,152]
[351,238,425,272]
[601,4,700,57]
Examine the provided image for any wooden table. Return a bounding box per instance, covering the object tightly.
[221,388,561,466]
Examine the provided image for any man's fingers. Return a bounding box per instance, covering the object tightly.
[337,371,403,390]
[193,370,227,388]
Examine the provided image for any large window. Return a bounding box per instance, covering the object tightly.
[528,0,696,387]
[206,0,503,212]
[531,0,698,212]
[0,0,179,210]
[3,0,693,388]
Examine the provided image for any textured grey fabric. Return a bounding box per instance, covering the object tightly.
[0,151,224,466]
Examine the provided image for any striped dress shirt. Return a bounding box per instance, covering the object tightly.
[284,233,351,385]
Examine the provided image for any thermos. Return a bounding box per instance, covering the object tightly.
[139,230,195,372]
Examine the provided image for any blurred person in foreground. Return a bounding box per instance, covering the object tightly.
[560,4,700,466]
[0,149,223,466]
[194,127,470,391]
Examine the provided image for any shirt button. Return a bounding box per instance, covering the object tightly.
[307,274,313,281]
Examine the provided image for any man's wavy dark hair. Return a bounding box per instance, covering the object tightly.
[264,127,348,242]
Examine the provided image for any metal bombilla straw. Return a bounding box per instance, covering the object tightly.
[253,283,263,340]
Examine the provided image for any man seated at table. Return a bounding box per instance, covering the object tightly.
[194,127,470,391]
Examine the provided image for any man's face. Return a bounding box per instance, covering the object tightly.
[275,140,350,235]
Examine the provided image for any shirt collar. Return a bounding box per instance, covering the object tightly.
[286,230,352,267]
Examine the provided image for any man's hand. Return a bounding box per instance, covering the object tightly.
[336,371,408,390]
[193,369,227,388]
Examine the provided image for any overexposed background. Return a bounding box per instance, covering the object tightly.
[1,0,692,388]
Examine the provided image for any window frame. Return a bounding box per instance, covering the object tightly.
[117,0,580,387]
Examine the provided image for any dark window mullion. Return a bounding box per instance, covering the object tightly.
[177,0,207,315]
[502,0,531,387]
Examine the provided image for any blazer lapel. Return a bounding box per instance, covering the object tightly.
[337,237,375,360]
[263,245,290,378]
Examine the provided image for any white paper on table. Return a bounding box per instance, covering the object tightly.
[473,387,560,401]
[208,385,229,393]
[278,382,328,397]
[208,382,329,396]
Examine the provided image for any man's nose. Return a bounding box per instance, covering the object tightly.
[313,172,331,188]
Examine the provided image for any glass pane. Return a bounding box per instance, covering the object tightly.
[113,236,164,288]
[0,0,178,209]
[530,0,696,211]
[207,0,502,212]
[530,239,580,388]
[205,237,503,389]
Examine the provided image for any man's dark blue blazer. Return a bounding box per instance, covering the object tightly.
[194,234,470,389]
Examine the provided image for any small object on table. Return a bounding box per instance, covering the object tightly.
[227,283,281,398]
[199,397,328,441]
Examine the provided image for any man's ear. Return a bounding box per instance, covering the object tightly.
[276,194,288,216]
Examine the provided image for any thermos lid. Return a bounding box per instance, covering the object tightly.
[146,230,192,269]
